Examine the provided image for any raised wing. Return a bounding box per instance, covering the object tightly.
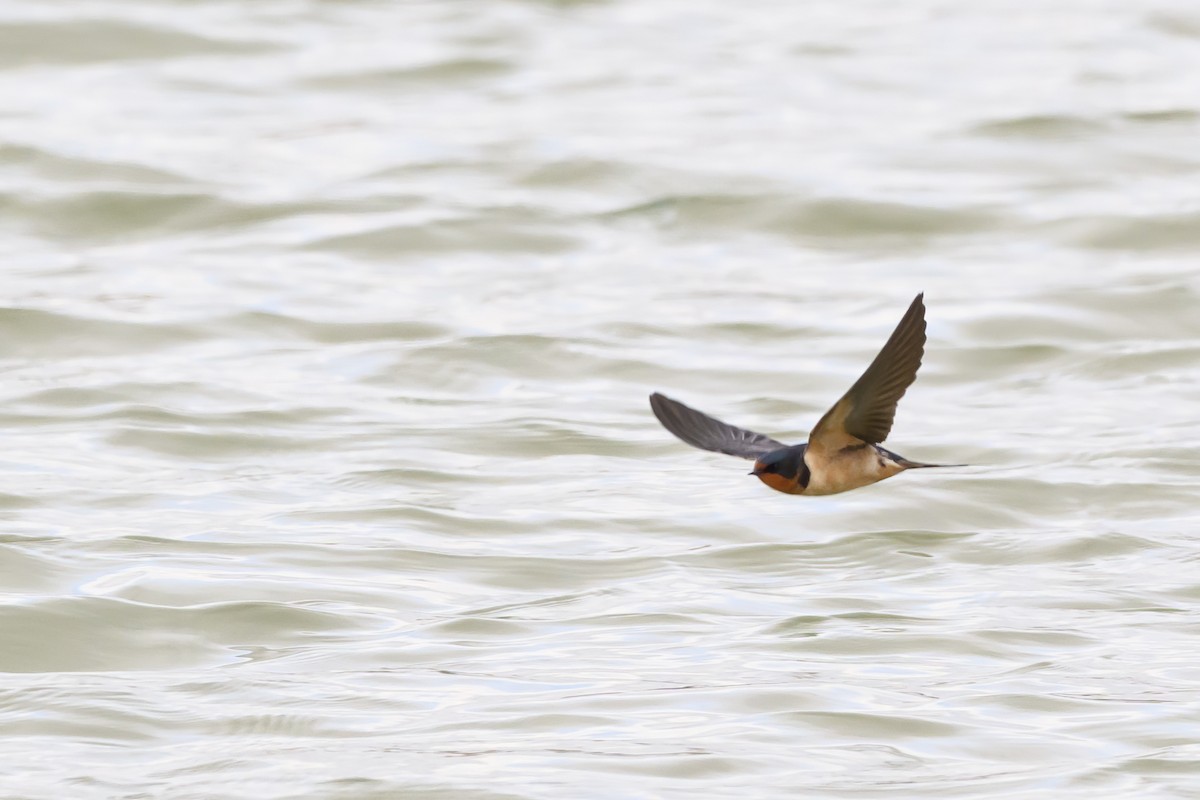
[649,392,788,460]
[808,293,926,453]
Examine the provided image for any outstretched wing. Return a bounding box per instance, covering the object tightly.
[809,293,926,454]
[650,392,788,460]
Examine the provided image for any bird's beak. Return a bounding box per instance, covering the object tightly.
[749,464,763,476]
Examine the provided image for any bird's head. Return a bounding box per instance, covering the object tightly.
[750,447,808,495]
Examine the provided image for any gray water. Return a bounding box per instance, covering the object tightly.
[2,1,1200,798]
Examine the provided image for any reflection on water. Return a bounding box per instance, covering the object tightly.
[1,1,1199,797]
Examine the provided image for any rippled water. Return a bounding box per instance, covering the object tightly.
[3,1,1200,797]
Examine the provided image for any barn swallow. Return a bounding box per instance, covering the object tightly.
[649,293,962,496]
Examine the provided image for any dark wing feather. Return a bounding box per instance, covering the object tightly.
[810,293,926,451]
[649,392,787,459]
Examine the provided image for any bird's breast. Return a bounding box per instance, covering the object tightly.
[803,445,905,496]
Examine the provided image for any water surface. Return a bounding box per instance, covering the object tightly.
[2,1,1199,798]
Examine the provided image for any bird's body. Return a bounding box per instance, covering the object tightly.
[649,293,961,496]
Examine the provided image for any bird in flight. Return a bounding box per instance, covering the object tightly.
[649,293,961,496]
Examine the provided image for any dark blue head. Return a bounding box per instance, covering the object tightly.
[749,445,810,494]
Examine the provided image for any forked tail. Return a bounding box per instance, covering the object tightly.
[898,458,967,469]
